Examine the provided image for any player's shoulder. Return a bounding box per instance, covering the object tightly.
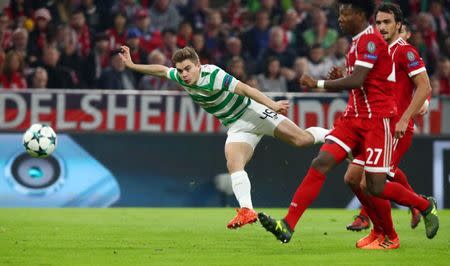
[202,64,222,72]
[396,40,419,54]
[396,41,421,61]
[358,29,386,51]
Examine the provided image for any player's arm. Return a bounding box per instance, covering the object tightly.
[118,46,168,78]
[300,65,370,91]
[301,35,379,91]
[395,71,431,138]
[234,81,289,115]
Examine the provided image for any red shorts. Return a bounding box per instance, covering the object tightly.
[353,129,413,177]
[322,116,394,173]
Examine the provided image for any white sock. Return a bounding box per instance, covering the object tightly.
[305,127,330,144]
[230,170,253,209]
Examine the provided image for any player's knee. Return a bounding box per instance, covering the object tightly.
[311,154,334,174]
[291,133,309,147]
[344,173,360,188]
[360,181,367,192]
[226,159,245,173]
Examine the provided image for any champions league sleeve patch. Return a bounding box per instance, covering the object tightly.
[222,74,233,90]
[407,51,416,61]
[363,41,378,60]
[406,51,419,68]
[367,41,376,53]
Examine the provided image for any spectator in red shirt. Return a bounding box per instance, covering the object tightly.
[111,0,143,26]
[0,50,27,89]
[3,0,33,26]
[176,20,192,48]
[135,9,162,53]
[223,0,246,30]
[156,28,178,64]
[70,9,91,57]
[0,12,12,50]
[434,57,450,95]
[106,12,127,50]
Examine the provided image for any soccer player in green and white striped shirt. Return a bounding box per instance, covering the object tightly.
[119,45,328,229]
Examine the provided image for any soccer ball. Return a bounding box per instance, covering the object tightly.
[23,124,57,158]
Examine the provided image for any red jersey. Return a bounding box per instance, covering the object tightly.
[0,72,27,89]
[343,25,397,118]
[389,37,427,132]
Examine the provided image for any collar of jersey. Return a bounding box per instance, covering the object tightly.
[352,25,372,41]
[389,37,404,50]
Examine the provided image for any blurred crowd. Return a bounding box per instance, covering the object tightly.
[0,0,449,95]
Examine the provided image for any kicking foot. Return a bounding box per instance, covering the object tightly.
[227,207,257,229]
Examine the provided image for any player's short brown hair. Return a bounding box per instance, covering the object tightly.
[172,46,200,64]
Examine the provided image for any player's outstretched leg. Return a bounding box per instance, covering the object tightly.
[421,197,439,239]
[347,207,371,231]
[258,212,293,243]
[227,207,257,229]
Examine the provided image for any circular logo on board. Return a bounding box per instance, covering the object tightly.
[367,41,376,53]
[407,51,415,61]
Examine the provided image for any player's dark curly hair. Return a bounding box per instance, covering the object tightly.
[376,2,404,23]
[337,0,375,20]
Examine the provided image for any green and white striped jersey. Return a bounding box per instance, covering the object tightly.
[166,64,251,126]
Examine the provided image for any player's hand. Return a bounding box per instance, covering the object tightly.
[299,74,317,88]
[273,100,289,116]
[327,66,344,80]
[418,99,429,115]
[118,46,134,67]
[394,119,408,139]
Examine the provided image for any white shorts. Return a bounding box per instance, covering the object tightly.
[225,101,287,150]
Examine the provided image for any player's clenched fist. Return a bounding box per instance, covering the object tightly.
[273,100,290,116]
[299,74,318,89]
[327,66,344,80]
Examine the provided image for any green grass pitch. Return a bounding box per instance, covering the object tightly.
[0,208,448,265]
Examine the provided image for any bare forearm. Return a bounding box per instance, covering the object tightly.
[241,85,277,110]
[400,84,431,122]
[127,63,167,77]
[323,74,365,91]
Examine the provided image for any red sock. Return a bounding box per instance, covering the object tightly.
[284,167,326,229]
[368,195,397,239]
[378,182,429,211]
[393,168,414,192]
[360,206,369,218]
[352,187,384,235]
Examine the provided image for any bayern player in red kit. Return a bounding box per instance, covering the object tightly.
[342,3,432,249]
[258,0,439,245]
